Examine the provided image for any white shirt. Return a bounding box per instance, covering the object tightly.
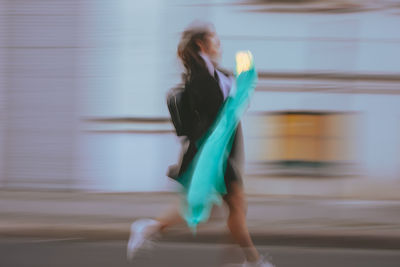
[199,52,234,100]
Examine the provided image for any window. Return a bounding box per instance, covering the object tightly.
[246,111,357,176]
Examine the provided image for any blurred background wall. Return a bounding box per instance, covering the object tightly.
[0,1,80,189]
[0,0,400,198]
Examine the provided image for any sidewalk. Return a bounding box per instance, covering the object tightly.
[1,190,400,249]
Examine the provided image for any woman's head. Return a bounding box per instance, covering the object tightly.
[177,22,221,75]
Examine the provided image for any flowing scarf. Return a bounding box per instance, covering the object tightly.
[179,51,257,231]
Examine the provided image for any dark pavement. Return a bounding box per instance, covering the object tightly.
[1,238,400,267]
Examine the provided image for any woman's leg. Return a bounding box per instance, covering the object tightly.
[155,203,184,232]
[224,181,260,263]
[127,200,184,261]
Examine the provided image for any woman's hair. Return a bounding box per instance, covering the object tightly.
[177,22,214,79]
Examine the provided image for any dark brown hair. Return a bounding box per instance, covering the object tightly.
[177,22,214,79]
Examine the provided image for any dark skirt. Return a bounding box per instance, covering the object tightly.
[167,123,244,192]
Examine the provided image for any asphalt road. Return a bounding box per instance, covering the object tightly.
[1,238,400,267]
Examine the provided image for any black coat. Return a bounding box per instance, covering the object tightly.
[168,68,244,188]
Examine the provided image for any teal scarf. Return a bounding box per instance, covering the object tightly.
[179,51,257,231]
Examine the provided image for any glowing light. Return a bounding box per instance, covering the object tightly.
[235,50,253,75]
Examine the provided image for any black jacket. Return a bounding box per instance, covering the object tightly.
[185,69,224,142]
[168,68,244,187]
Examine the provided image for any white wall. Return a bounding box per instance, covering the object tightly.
[1,1,79,189]
[0,0,6,186]
[2,0,399,191]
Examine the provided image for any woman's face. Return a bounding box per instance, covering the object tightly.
[204,32,221,63]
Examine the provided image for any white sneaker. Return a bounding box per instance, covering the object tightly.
[243,255,275,267]
[127,219,160,261]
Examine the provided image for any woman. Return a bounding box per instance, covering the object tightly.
[127,22,274,267]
